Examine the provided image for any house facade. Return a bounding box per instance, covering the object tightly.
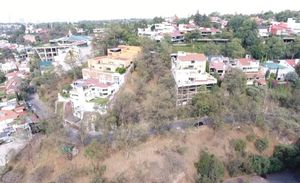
[171,52,217,106]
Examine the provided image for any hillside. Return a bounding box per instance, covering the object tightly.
[1,124,290,183]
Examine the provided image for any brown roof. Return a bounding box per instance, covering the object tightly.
[178,53,206,61]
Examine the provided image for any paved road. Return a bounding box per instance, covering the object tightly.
[26,94,53,120]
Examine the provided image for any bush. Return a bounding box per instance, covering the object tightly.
[245,154,270,175]
[231,139,246,154]
[116,67,126,74]
[195,151,225,183]
[246,134,256,142]
[270,144,300,171]
[227,158,244,177]
[255,138,269,152]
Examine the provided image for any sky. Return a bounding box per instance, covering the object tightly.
[1,0,300,23]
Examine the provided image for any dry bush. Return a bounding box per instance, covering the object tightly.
[29,165,54,183]
[1,167,26,183]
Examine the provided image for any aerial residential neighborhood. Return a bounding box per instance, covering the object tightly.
[0,1,300,183]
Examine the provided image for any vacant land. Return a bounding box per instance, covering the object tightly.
[2,124,288,183]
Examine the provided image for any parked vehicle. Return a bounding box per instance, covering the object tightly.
[0,132,12,144]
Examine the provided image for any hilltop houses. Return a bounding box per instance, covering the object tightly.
[171,51,217,106]
[69,45,141,118]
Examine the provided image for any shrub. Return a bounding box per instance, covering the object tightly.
[255,138,269,153]
[227,158,244,177]
[116,67,126,74]
[195,151,225,183]
[246,134,256,142]
[271,144,300,170]
[231,139,246,154]
[245,154,270,175]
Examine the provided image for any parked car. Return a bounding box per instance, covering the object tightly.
[0,132,12,144]
[3,127,15,136]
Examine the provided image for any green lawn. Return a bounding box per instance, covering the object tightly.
[91,97,109,105]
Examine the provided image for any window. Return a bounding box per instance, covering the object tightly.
[191,60,195,63]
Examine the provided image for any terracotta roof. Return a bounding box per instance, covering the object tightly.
[83,79,113,88]
[237,58,256,66]
[178,53,206,61]
[0,110,19,122]
[257,78,267,85]
[286,59,297,68]
[210,61,225,70]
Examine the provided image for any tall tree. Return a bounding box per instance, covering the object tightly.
[224,38,245,58]
[266,37,286,60]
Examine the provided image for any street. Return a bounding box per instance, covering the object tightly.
[26,94,53,120]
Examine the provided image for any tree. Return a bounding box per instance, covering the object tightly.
[191,92,217,117]
[296,63,300,77]
[0,71,6,83]
[84,140,107,175]
[250,40,268,60]
[266,37,286,60]
[195,151,225,183]
[255,138,269,153]
[284,72,299,84]
[224,38,245,58]
[184,30,202,43]
[246,154,270,175]
[193,11,211,27]
[152,17,165,24]
[222,68,247,96]
[289,37,300,59]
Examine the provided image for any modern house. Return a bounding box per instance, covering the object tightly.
[261,61,295,81]
[171,52,217,106]
[235,58,265,85]
[70,45,141,118]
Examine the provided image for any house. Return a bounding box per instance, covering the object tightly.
[261,61,295,81]
[199,28,221,37]
[208,56,229,77]
[49,31,91,46]
[0,62,17,73]
[5,71,27,80]
[178,24,197,33]
[23,34,36,43]
[269,22,292,36]
[138,22,177,41]
[0,110,19,131]
[258,26,269,37]
[278,59,300,69]
[235,58,265,85]
[69,79,118,118]
[70,45,141,117]
[209,61,227,77]
[171,52,217,106]
[287,18,300,35]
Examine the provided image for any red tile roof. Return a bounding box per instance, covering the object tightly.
[286,59,297,68]
[210,61,225,71]
[0,110,19,122]
[178,53,206,62]
[237,58,256,66]
[84,79,113,88]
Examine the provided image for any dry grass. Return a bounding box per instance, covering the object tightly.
[3,124,286,183]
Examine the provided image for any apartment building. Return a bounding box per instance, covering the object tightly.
[171,51,217,106]
[70,45,141,117]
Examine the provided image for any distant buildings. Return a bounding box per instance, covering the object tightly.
[171,51,217,106]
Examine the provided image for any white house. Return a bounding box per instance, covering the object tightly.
[287,18,300,35]
[171,52,217,105]
[69,78,118,118]
[261,61,295,81]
